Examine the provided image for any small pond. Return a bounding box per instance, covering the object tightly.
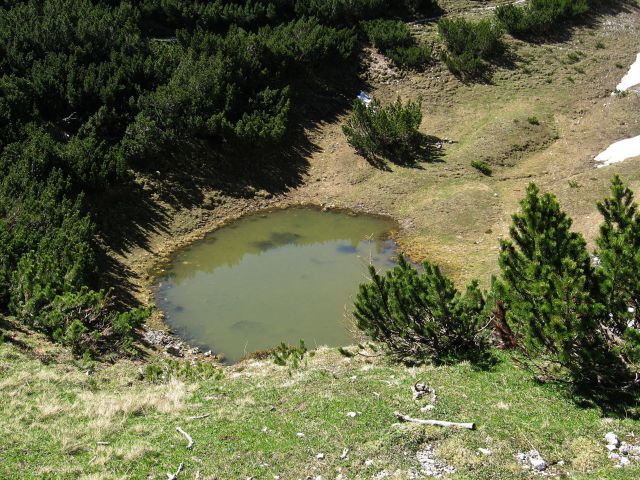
[156,207,398,363]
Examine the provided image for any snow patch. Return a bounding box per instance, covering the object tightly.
[616,53,640,92]
[595,134,640,167]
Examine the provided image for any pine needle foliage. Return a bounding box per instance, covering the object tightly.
[497,181,640,386]
[496,0,590,37]
[353,255,488,365]
[437,17,503,79]
[342,96,424,165]
[594,176,640,371]
[496,184,605,382]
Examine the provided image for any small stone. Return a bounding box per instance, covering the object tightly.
[165,344,183,357]
[606,444,618,452]
[340,448,349,459]
[365,459,374,466]
[420,405,435,412]
[609,452,621,460]
[478,448,492,456]
[316,453,325,460]
[605,432,620,447]
[296,432,305,438]
[347,412,357,418]
[619,443,630,455]
[619,456,631,466]
[530,457,547,471]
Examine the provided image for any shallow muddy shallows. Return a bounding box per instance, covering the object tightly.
[156,208,398,363]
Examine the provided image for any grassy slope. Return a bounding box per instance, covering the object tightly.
[2,3,640,480]
[1,327,639,479]
[293,1,640,287]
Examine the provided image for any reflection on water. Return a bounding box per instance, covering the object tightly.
[156,207,397,363]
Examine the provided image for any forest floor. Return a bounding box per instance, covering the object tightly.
[3,1,640,479]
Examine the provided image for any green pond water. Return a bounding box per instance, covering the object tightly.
[156,207,397,363]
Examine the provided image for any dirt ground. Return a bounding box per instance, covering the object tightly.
[112,2,640,330]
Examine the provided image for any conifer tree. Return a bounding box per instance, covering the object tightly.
[497,183,606,382]
[595,176,640,370]
[354,255,487,364]
[595,175,640,332]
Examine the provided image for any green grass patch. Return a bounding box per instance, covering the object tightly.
[1,333,638,479]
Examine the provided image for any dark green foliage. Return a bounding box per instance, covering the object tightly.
[495,0,590,37]
[497,184,602,382]
[471,160,492,175]
[342,96,424,165]
[361,19,414,51]
[145,358,223,384]
[496,181,639,386]
[0,0,441,354]
[594,176,640,369]
[387,45,432,69]
[361,19,432,69]
[272,340,311,370]
[354,255,488,364]
[438,17,503,78]
[41,288,150,355]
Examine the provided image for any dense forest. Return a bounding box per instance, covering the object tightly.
[0,0,440,353]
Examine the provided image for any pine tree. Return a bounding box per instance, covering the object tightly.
[595,176,640,371]
[353,255,487,364]
[595,175,640,332]
[497,183,605,382]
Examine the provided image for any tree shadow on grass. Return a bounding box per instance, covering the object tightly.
[359,133,447,171]
[570,383,640,420]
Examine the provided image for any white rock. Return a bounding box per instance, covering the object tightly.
[296,432,305,438]
[605,432,620,447]
[478,448,492,456]
[620,456,631,466]
[365,459,374,466]
[347,412,357,418]
[340,448,349,460]
[316,453,325,460]
[619,443,630,455]
[530,457,547,471]
[606,444,618,452]
[420,405,435,412]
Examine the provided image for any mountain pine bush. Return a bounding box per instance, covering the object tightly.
[354,255,488,364]
[496,180,639,385]
[342,96,424,165]
[496,0,590,37]
[361,19,432,69]
[438,17,503,78]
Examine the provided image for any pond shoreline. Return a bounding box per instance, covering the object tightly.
[131,193,403,365]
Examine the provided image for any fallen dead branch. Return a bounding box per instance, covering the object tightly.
[188,414,211,420]
[176,426,194,449]
[167,462,183,480]
[394,412,475,430]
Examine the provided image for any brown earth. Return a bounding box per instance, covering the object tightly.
[110,2,640,332]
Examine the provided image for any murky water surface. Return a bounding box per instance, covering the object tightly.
[156,208,397,362]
